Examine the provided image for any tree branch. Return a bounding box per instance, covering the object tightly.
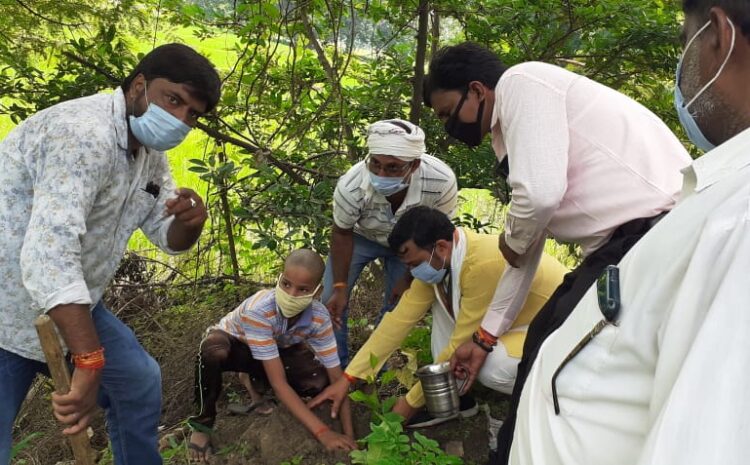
[15,0,85,27]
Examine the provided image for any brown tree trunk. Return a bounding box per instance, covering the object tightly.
[299,3,357,160]
[409,0,430,125]
[430,7,440,60]
[217,144,241,284]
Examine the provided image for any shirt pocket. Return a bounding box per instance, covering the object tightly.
[119,189,160,239]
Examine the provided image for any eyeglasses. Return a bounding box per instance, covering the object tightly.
[445,87,470,132]
[551,265,620,415]
[366,156,413,176]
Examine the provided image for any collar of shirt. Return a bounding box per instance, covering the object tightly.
[360,162,425,213]
[112,87,129,153]
[278,303,315,332]
[681,126,750,197]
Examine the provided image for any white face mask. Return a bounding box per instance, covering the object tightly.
[274,275,321,318]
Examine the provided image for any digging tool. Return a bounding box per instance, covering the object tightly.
[34,315,96,465]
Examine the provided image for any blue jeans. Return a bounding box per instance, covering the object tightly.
[322,233,408,366]
[0,302,162,465]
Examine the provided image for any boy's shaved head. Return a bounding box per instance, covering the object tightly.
[284,249,325,284]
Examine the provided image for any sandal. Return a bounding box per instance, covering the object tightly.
[187,433,214,463]
[227,398,275,416]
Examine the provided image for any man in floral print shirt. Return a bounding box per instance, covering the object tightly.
[0,43,221,464]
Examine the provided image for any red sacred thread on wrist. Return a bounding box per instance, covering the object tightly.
[343,372,357,384]
[72,347,105,370]
[478,327,498,346]
[333,282,347,289]
[314,426,330,439]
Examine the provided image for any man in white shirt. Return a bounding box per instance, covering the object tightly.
[423,42,692,462]
[510,2,750,464]
[0,44,220,464]
[323,119,457,366]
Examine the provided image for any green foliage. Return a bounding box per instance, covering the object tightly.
[10,432,42,461]
[280,457,304,465]
[0,0,685,273]
[349,355,462,465]
[349,410,462,465]
[402,325,433,366]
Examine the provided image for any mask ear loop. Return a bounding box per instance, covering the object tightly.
[130,79,151,116]
[429,244,447,270]
[684,19,736,109]
[143,79,151,107]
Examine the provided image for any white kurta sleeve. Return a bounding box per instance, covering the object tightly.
[480,234,546,336]
[500,73,569,255]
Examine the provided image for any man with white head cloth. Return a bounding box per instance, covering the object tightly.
[322,118,457,366]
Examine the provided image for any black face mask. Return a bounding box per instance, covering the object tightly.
[445,89,485,147]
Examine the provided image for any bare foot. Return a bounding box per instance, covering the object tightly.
[188,431,212,463]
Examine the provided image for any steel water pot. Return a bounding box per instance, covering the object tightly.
[415,361,466,419]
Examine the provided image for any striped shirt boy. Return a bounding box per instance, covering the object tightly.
[333,154,458,247]
[215,289,339,368]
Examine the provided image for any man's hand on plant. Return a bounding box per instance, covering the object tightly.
[450,340,489,394]
[308,375,350,418]
[318,430,358,451]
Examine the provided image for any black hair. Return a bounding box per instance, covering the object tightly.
[388,206,456,253]
[683,0,750,39]
[423,42,508,107]
[388,119,412,133]
[121,43,222,112]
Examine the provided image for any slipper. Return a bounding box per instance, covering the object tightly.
[227,398,275,416]
[187,439,214,463]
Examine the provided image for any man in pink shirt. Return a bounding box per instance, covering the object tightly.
[423,42,692,464]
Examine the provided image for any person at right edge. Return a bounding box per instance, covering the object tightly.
[422,42,692,463]
[510,1,750,463]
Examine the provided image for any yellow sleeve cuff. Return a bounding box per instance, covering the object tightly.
[405,381,426,408]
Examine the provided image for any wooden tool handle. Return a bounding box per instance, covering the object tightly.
[34,315,96,465]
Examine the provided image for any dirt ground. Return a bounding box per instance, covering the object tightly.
[153,379,503,465]
[11,261,507,465]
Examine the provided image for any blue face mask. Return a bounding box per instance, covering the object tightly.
[129,82,191,151]
[674,19,736,152]
[410,247,447,284]
[368,171,410,196]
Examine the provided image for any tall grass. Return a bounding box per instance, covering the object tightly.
[456,188,580,269]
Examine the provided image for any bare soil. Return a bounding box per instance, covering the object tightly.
[12,260,503,465]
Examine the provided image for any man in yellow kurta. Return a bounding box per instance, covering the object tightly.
[310,206,567,427]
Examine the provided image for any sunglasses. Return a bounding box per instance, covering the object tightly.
[551,265,621,415]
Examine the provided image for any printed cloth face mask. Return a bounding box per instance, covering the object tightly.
[275,276,321,318]
[129,81,191,151]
